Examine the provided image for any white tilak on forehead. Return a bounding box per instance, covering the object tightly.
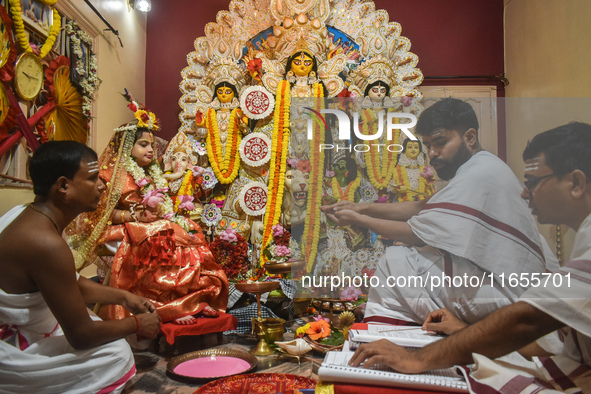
[87,161,99,174]
[524,158,543,172]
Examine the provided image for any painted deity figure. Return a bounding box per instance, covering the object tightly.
[195,81,245,189]
[285,49,323,98]
[393,138,435,202]
[362,81,395,110]
[162,146,204,218]
[194,77,254,237]
[354,79,404,202]
[206,79,269,238]
[330,155,361,203]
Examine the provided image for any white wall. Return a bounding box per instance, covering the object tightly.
[504,0,591,261]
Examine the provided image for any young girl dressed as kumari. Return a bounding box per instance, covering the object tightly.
[68,92,228,326]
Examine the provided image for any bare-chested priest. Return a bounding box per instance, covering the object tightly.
[0,141,161,393]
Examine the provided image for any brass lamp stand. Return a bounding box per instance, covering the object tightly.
[235,281,280,356]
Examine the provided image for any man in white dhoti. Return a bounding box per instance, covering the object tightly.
[0,141,161,393]
[349,122,591,392]
[323,98,554,325]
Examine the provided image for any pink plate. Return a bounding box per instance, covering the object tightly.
[173,356,251,378]
[167,348,258,383]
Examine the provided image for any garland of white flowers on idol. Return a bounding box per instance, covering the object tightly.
[120,125,192,232]
[65,21,101,118]
[259,80,291,266]
[302,83,325,271]
[362,110,400,190]
[205,108,241,184]
[8,0,61,59]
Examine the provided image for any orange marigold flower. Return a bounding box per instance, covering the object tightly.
[305,320,331,341]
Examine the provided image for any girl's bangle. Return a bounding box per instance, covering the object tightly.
[129,204,139,222]
[120,210,126,223]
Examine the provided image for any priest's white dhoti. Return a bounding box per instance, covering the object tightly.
[0,205,135,393]
[366,151,555,324]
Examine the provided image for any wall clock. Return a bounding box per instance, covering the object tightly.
[14,52,43,101]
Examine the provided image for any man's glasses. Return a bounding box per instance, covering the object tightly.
[523,173,556,192]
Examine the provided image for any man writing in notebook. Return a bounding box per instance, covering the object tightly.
[350,122,591,391]
[323,98,555,326]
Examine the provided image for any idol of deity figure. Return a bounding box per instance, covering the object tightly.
[393,138,435,202]
[162,133,204,219]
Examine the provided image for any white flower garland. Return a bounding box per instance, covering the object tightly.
[65,21,101,118]
[124,155,192,232]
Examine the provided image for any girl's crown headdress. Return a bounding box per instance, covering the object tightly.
[122,88,160,131]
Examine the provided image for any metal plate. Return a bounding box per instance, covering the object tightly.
[167,348,258,383]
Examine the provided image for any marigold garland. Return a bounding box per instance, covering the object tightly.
[303,83,325,271]
[331,175,361,202]
[9,0,61,59]
[362,110,400,190]
[205,108,241,184]
[260,80,290,266]
[394,165,433,202]
[173,169,194,211]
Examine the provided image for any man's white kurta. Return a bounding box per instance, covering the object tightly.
[365,151,555,324]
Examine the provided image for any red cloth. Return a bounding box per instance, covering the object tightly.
[194,373,316,393]
[160,312,237,345]
[350,322,368,330]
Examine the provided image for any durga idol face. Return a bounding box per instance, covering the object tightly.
[290,52,314,77]
[368,85,387,102]
[216,86,235,104]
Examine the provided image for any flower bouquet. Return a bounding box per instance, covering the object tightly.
[262,224,306,275]
[263,224,291,262]
[294,312,355,353]
[210,228,249,279]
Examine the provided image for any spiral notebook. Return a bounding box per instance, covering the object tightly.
[318,350,468,392]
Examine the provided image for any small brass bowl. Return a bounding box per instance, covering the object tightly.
[264,259,306,274]
[234,281,280,294]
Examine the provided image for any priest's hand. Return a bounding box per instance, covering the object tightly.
[320,200,359,214]
[423,308,468,335]
[136,312,161,338]
[122,293,156,315]
[348,339,424,374]
[324,208,361,227]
